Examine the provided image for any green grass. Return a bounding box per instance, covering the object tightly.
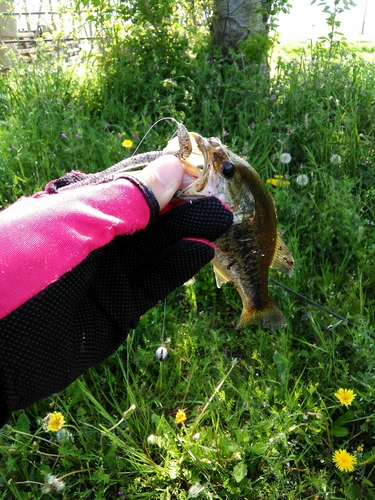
[0,32,375,499]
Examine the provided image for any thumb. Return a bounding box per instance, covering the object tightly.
[133,155,183,211]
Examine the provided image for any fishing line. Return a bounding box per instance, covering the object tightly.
[133,117,179,156]
[269,277,374,339]
[155,298,168,361]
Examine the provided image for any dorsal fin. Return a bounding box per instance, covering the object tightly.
[270,234,294,275]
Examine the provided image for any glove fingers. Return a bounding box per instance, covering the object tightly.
[132,238,215,315]
[127,197,233,253]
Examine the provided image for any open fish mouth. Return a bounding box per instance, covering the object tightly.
[165,132,223,199]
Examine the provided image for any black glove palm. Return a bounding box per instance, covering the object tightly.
[0,197,232,425]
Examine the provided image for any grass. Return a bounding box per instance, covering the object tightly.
[0,29,375,499]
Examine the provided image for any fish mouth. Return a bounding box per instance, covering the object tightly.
[176,132,221,199]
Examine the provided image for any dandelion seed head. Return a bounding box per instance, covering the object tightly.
[45,474,66,492]
[280,152,291,164]
[56,427,73,444]
[330,154,342,165]
[296,174,309,186]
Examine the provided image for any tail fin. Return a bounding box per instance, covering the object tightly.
[237,301,285,330]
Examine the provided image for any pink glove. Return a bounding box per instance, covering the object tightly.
[0,156,180,319]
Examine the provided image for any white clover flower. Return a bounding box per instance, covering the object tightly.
[296,174,309,186]
[280,152,291,164]
[188,482,205,498]
[330,154,342,165]
[147,434,156,444]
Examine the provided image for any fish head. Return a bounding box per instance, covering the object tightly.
[176,132,256,223]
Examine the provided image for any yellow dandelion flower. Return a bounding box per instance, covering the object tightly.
[266,177,291,187]
[334,388,356,408]
[332,449,357,472]
[44,411,65,432]
[122,139,133,149]
[175,408,187,424]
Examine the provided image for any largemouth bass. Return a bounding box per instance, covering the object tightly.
[51,120,294,329]
[170,132,294,330]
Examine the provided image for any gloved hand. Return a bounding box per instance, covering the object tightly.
[0,156,233,426]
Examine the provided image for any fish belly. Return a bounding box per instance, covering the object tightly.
[213,221,285,330]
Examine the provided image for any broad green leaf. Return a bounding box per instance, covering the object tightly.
[250,442,268,455]
[330,425,349,437]
[233,462,247,483]
[15,414,30,433]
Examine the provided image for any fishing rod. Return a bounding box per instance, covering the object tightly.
[269,277,374,340]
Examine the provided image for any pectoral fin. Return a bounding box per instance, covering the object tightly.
[270,234,294,275]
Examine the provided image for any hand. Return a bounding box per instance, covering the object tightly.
[0,156,233,425]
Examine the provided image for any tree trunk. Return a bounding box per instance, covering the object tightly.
[211,0,271,56]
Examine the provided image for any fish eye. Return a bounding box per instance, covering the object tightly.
[221,161,236,178]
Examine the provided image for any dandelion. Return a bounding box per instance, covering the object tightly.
[334,388,356,408]
[43,411,65,432]
[267,175,290,187]
[280,152,291,164]
[43,473,66,493]
[56,427,73,444]
[122,139,133,149]
[330,154,342,165]
[175,408,187,424]
[296,174,309,186]
[332,449,357,472]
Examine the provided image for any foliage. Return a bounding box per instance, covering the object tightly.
[0,27,375,499]
[311,0,357,58]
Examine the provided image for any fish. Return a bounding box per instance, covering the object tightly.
[50,120,293,329]
[169,131,294,330]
